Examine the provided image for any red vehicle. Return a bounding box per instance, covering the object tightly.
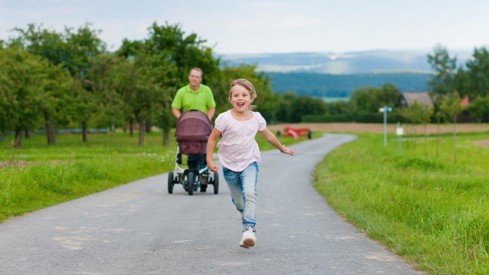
[278,127,312,139]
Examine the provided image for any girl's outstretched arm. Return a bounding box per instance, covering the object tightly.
[260,128,295,156]
[206,128,222,172]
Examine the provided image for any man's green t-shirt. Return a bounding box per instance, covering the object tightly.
[171,84,216,113]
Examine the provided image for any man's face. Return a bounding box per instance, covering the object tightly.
[189,70,202,88]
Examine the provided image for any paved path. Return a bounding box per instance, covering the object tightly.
[0,134,419,274]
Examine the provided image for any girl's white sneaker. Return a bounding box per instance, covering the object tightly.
[239,227,256,248]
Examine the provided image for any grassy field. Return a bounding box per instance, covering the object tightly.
[0,130,310,223]
[2,125,489,274]
[313,131,489,274]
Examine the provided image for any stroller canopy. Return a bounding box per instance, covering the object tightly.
[175,111,211,154]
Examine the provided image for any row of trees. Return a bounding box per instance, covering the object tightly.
[2,22,489,148]
[1,23,315,147]
[305,45,489,125]
[427,45,489,122]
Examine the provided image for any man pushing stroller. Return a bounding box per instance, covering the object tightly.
[172,67,216,192]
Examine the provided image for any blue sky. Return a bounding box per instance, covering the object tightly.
[1,0,488,54]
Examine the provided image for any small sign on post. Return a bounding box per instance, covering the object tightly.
[379,106,392,147]
[396,122,403,155]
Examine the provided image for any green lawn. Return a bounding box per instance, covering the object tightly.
[313,131,489,274]
[3,128,487,273]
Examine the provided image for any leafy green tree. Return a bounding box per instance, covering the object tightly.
[119,22,221,145]
[427,45,457,100]
[0,47,52,147]
[349,83,401,114]
[465,47,489,98]
[36,63,73,144]
[10,24,68,66]
[468,95,489,122]
[11,23,107,142]
[111,49,173,146]
[144,22,220,84]
[132,52,174,146]
[325,100,350,116]
[400,101,433,154]
[400,101,433,125]
[275,92,326,123]
[85,54,126,131]
[9,24,72,143]
[64,24,106,142]
[438,92,462,162]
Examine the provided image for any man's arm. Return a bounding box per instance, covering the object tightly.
[172,108,181,119]
[207,108,215,120]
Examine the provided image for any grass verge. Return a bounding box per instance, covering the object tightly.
[313,132,489,274]
[0,130,311,223]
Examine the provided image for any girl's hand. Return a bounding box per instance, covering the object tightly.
[281,146,295,156]
[208,162,218,173]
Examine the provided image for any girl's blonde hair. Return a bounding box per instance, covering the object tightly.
[229,78,257,109]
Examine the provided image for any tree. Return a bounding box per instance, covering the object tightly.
[275,92,326,123]
[36,63,73,145]
[131,52,172,146]
[349,84,401,114]
[468,95,489,122]
[144,22,220,84]
[11,24,68,66]
[438,92,462,162]
[9,24,72,144]
[465,47,489,98]
[85,54,126,132]
[111,49,172,146]
[64,24,106,142]
[0,47,52,147]
[427,45,457,100]
[399,101,433,154]
[136,22,221,145]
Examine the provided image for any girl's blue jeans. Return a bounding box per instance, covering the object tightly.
[222,162,259,232]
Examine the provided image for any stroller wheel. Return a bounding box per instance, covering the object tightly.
[167,172,174,194]
[187,171,195,196]
[213,173,219,195]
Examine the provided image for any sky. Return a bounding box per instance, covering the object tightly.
[1,0,488,54]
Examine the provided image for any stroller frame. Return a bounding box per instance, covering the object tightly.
[167,110,219,195]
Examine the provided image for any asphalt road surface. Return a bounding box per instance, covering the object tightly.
[0,134,420,275]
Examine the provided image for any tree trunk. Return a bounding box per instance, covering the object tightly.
[82,120,88,142]
[14,128,22,148]
[163,127,170,146]
[46,120,56,145]
[129,119,134,137]
[24,129,31,139]
[138,120,145,146]
[146,120,152,133]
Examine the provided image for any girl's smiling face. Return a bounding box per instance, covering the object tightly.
[230,84,253,113]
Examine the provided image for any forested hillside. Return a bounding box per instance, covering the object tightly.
[265,72,432,98]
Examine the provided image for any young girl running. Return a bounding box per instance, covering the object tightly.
[206,78,295,248]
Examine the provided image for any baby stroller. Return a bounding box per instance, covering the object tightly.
[167,110,219,195]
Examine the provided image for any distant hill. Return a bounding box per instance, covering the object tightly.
[219,49,471,98]
[219,49,471,74]
[265,72,432,98]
